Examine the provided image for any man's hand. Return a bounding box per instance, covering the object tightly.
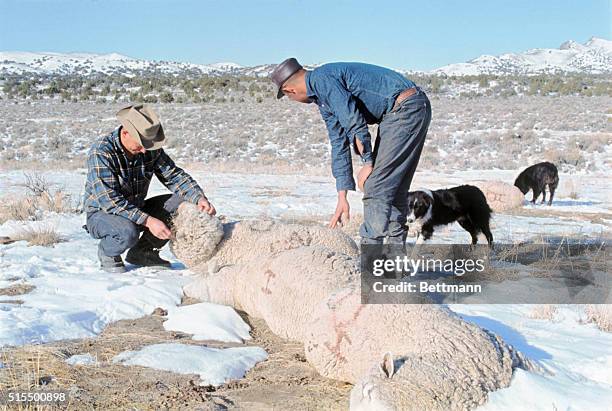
[354,138,364,155]
[329,191,350,228]
[197,197,216,215]
[357,164,373,192]
[145,216,172,240]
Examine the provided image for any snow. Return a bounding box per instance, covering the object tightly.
[524,200,610,215]
[163,303,252,343]
[0,213,189,347]
[434,37,612,76]
[0,168,610,405]
[2,37,609,77]
[208,62,243,70]
[112,343,267,386]
[451,304,612,411]
[0,51,225,76]
[65,353,99,366]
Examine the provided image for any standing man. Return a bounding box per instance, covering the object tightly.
[271,59,431,244]
[84,104,216,272]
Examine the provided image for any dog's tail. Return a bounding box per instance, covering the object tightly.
[472,185,494,216]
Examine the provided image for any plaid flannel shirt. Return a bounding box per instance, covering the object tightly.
[84,127,205,225]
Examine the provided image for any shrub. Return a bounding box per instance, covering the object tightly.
[13,226,63,247]
[0,197,38,223]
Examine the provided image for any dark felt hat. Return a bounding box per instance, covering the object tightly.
[270,57,303,99]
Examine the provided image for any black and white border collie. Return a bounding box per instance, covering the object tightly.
[406,185,494,246]
[514,161,559,206]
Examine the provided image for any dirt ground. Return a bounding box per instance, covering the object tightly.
[0,298,351,411]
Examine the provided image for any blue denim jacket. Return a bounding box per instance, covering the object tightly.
[306,62,415,191]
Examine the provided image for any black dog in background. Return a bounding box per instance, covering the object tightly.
[514,162,559,206]
[406,185,494,246]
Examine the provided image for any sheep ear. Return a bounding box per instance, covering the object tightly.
[380,352,395,378]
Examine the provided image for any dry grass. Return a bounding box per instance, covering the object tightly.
[529,305,559,321]
[0,159,84,172]
[185,159,329,176]
[544,146,585,168]
[0,283,35,297]
[0,197,38,223]
[0,173,75,224]
[461,235,608,285]
[0,310,350,410]
[22,173,74,214]
[568,133,611,153]
[0,348,77,411]
[562,179,580,200]
[13,226,64,247]
[584,305,612,333]
[1,97,610,174]
[36,191,73,214]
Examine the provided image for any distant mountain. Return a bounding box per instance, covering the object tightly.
[433,37,612,76]
[1,37,610,77]
[0,51,228,76]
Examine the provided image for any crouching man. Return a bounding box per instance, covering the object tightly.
[84,104,216,273]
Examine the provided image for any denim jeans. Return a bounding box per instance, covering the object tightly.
[87,194,184,257]
[360,89,431,245]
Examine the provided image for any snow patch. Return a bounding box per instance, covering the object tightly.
[0,214,189,347]
[112,343,267,386]
[163,303,252,343]
[434,37,612,76]
[451,304,612,411]
[65,353,98,366]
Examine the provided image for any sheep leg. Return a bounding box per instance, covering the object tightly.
[183,266,239,307]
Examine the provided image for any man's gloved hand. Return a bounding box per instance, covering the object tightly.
[145,216,172,240]
[197,197,217,215]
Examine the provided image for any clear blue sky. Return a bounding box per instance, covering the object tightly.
[0,0,610,70]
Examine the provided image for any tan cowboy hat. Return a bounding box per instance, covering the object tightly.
[116,104,165,150]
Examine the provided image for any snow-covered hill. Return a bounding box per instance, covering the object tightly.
[0,51,234,76]
[1,37,610,77]
[433,37,612,76]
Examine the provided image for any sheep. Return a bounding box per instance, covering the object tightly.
[350,339,531,411]
[173,207,537,410]
[250,246,359,341]
[185,246,359,341]
[304,287,531,386]
[171,203,359,272]
[185,250,534,409]
[474,180,525,212]
[171,202,224,268]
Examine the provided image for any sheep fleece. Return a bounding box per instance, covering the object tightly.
[172,203,359,269]
[305,288,516,384]
[175,208,532,410]
[475,180,525,212]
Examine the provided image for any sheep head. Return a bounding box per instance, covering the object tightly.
[170,202,224,267]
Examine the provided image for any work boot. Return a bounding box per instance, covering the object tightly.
[98,245,126,273]
[125,247,172,268]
